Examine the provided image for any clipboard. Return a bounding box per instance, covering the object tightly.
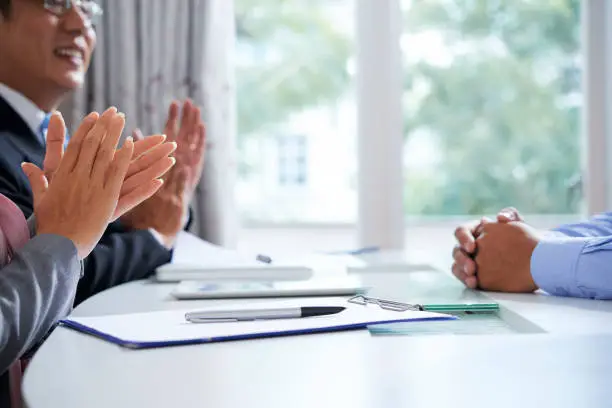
[58,298,456,350]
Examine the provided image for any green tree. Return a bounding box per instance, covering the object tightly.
[235,0,353,137]
[236,0,581,216]
[403,0,581,215]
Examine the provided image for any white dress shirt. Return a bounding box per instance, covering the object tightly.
[0,83,48,141]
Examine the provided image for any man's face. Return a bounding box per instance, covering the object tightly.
[0,0,97,91]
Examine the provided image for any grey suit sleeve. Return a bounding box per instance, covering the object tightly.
[27,215,36,238]
[0,234,80,374]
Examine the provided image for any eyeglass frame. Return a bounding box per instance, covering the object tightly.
[43,0,103,24]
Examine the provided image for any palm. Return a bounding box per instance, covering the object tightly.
[120,100,206,242]
[120,168,189,236]
[163,100,206,195]
[41,113,174,222]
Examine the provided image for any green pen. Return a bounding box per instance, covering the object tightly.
[420,303,499,313]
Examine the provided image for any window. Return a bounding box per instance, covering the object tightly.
[277,135,308,186]
[401,0,582,217]
[234,0,357,225]
[235,0,591,258]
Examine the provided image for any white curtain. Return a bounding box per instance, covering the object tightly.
[60,0,238,247]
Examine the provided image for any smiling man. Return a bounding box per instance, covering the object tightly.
[0,0,206,305]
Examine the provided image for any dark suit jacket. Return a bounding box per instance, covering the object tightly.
[0,96,172,306]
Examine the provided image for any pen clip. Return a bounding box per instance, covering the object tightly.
[186,317,240,324]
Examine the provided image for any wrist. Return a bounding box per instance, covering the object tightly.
[525,240,540,291]
[149,228,177,249]
[36,228,87,260]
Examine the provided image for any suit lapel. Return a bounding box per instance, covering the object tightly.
[0,96,46,167]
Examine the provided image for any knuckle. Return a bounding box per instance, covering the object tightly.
[107,162,121,178]
[84,136,98,149]
[454,226,465,238]
[452,246,461,259]
[68,138,83,151]
[97,146,111,159]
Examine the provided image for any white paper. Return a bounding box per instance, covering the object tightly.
[165,232,365,282]
[63,298,451,346]
[172,232,260,267]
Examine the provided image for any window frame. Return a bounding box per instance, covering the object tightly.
[584,0,612,215]
[236,0,602,248]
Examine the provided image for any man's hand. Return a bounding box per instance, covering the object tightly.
[41,113,177,220]
[452,218,490,289]
[162,99,206,196]
[451,207,525,288]
[119,167,190,248]
[121,100,206,246]
[22,108,166,259]
[474,222,540,293]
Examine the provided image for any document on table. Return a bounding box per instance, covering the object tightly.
[60,298,455,349]
[171,231,261,268]
[157,232,365,282]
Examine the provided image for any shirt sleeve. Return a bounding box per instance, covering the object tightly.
[552,212,612,237]
[531,212,612,299]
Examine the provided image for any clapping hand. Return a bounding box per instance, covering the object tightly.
[41,111,178,221]
[22,109,176,259]
[120,100,206,247]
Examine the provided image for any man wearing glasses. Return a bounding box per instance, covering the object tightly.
[0,0,206,304]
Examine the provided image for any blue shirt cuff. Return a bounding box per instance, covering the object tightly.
[530,237,588,297]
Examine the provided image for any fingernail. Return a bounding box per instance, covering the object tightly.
[160,134,167,141]
[125,136,134,144]
[118,112,126,119]
[169,157,176,165]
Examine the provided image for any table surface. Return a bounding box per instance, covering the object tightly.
[22,268,612,408]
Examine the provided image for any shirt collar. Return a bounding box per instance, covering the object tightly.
[0,83,48,138]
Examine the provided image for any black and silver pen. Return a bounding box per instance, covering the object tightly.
[185,306,345,323]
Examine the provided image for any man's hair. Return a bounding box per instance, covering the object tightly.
[0,0,10,17]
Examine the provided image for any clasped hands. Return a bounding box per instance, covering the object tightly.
[451,208,541,293]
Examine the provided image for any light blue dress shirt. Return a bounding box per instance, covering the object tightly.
[531,212,612,299]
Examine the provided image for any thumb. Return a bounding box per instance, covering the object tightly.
[43,112,66,181]
[21,163,49,208]
[497,207,523,223]
[481,222,506,235]
[132,128,145,141]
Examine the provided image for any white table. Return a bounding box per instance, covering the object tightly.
[22,270,612,408]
